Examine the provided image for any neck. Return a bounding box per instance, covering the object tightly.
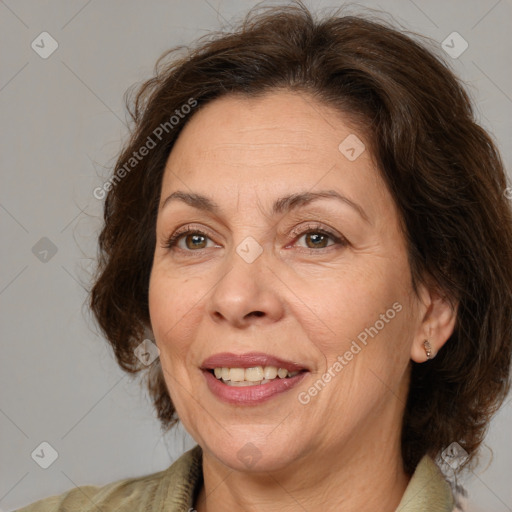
[194,421,410,512]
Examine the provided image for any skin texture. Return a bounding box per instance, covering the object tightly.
[148,91,457,512]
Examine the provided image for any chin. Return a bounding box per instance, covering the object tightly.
[198,427,307,473]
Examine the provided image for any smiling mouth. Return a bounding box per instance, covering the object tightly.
[208,366,306,387]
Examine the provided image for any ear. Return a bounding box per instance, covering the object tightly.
[410,282,458,363]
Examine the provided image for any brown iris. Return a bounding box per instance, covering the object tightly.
[304,232,329,249]
[185,233,208,250]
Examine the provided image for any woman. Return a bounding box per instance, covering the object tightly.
[17,2,512,511]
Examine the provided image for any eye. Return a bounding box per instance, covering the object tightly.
[164,226,218,251]
[163,223,348,253]
[289,223,347,251]
[297,231,333,249]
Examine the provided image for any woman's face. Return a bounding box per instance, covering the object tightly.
[149,91,425,471]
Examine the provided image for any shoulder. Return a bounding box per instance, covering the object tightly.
[396,455,455,512]
[13,473,164,512]
[14,445,203,512]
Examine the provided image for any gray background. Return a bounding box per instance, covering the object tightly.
[1,0,511,510]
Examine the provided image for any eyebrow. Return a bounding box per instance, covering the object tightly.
[160,189,369,223]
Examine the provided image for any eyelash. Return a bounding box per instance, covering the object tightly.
[164,225,213,251]
[164,223,348,253]
[287,223,347,251]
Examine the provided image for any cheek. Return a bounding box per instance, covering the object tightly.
[148,268,204,361]
[293,258,409,355]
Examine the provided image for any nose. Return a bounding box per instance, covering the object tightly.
[207,245,285,329]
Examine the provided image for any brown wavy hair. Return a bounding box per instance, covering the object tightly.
[90,2,512,475]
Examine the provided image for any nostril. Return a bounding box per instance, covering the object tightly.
[250,311,265,318]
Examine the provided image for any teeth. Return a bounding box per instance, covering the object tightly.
[263,366,278,379]
[245,366,264,382]
[230,368,245,382]
[277,368,288,379]
[211,366,300,385]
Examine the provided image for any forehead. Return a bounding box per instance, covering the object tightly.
[169,92,357,165]
[160,91,387,216]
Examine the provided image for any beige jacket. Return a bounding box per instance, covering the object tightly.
[15,445,454,511]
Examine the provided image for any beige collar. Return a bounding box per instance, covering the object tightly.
[160,446,454,511]
[395,455,454,511]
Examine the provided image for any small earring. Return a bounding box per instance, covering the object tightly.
[424,339,434,360]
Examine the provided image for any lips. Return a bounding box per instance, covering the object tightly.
[200,352,309,372]
[200,352,309,405]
